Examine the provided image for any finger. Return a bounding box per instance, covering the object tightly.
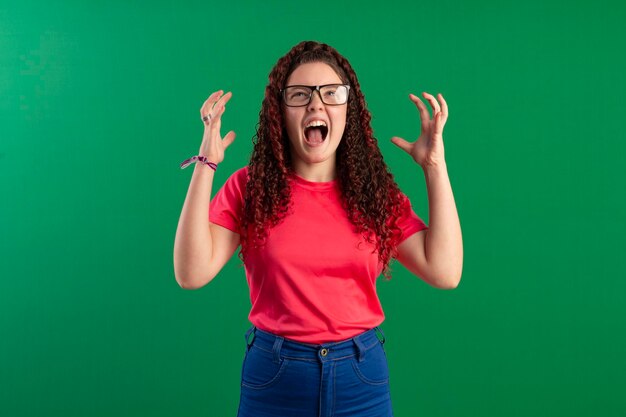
[211,92,232,122]
[422,92,441,116]
[222,131,236,149]
[209,106,222,134]
[209,102,228,135]
[201,100,221,127]
[390,136,413,153]
[211,101,228,125]
[210,93,231,126]
[408,93,430,123]
[215,91,233,107]
[434,111,444,135]
[200,90,224,118]
[438,93,448,121]
[201,90,223,112]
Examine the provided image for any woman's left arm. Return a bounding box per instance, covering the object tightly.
[391,92,463,289]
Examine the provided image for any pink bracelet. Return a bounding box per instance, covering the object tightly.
[180,155,217,171]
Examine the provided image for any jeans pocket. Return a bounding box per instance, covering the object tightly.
[350,342,390,386]
[241,345,290,389]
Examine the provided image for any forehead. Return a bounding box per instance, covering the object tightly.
[286,62,343,86]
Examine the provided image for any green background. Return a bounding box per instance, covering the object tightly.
[1,0,625,416]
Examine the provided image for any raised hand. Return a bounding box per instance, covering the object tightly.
[391,92,448,169]
[198,90,236,163]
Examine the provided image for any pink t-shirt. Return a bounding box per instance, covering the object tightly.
[209,166,428,343]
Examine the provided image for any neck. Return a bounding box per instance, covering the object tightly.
[291,158,337,182]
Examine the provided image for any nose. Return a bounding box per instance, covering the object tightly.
[307,90,325,111]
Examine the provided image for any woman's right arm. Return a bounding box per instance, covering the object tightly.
[173,90,239,289]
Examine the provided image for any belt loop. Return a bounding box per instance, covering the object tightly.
[375,326,386,344]
[244,325,256,351]
[353,333,367,362]
[272,336,284,364]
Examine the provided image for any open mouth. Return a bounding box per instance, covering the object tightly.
[304,125,329,145]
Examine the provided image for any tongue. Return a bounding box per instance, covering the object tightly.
[306,127,323,144]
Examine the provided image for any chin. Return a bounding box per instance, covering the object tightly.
[299,152,331,164]
[300,142,337,161]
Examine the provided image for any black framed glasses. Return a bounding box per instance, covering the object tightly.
[281,84,350,107]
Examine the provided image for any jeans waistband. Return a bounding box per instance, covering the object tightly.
[244,326,386,363]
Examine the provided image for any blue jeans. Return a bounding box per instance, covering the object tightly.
[236,325,394,417]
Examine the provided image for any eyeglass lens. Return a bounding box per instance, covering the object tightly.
[284,85,349,106]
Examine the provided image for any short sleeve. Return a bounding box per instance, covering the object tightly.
[208,166,248,234]
[395,192,428,244]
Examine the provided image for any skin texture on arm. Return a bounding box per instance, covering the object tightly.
[396,164,463,288]
[391,92,463,289]
[173,90,239,289]
[175,221,240,290]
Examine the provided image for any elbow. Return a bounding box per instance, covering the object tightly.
[176,274,213,290]
[177,277,202,290]
[437,275,461,290]
[428,258,463,290]
[428,269,462,290]
[174,265,213,290]
[175,272,198,290]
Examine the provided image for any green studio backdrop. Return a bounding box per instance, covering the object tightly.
[1,1,625,416]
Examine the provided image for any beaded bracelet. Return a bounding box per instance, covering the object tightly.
[180,155,218,171]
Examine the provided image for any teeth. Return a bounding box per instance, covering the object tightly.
[305,120,327,128]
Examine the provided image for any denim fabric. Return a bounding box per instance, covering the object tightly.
[236,325,393,417]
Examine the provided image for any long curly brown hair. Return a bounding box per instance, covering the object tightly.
[240,40,407,279]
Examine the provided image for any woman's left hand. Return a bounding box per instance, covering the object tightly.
[391,92,448,169]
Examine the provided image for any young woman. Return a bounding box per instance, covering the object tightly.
[174,41,463,417]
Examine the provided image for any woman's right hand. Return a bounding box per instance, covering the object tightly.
[198,90,236,164]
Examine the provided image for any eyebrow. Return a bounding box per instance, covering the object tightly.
[283,83,344,88]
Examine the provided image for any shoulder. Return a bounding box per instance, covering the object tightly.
[211,166,249,204]
[223,166,249,188]
[231,165,249,180]
[392,189,412,212]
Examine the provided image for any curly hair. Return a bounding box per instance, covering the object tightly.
[240,40,408,279]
